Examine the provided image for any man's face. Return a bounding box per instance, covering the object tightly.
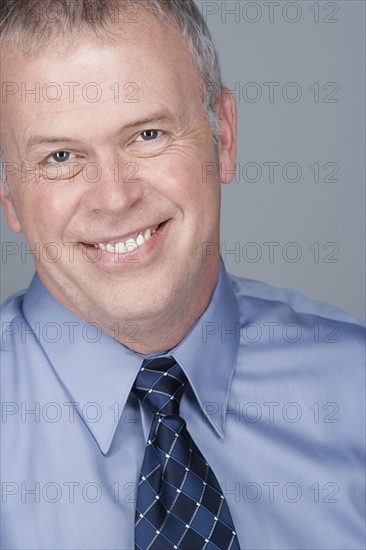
[0,11,236,339]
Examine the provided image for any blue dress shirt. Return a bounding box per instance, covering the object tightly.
[1,261,365,549]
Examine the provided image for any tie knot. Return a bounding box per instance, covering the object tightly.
[132,357,187,416]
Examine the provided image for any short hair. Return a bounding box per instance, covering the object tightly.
[0,1,223,188]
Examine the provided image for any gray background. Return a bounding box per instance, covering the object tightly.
[1,0,365,319]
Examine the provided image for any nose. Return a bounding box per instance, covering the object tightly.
[83,157,143,215]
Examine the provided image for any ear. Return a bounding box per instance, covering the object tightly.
[0,186,22,233]
[218,88,237,184]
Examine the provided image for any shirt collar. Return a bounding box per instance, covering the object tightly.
[171,261,240,437]
[22,260,239,453]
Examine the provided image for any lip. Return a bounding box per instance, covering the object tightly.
[79,219,170,266]
[82,222,164,247]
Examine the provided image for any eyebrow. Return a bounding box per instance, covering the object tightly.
[25,112,178,153]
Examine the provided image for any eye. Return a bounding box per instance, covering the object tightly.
[128,130,171,156]
[136,130,160,142]
[46,151,72,163]
[41,150,84,181]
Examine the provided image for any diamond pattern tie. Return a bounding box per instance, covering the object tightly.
[132,357,240,550]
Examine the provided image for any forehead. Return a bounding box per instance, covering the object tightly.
[0,10,202,146]
[1,8,196,85]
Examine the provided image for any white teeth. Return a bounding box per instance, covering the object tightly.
[144,228,151,241]
[96,225,159,254]
[115,242,126,253]
[125,238,138,252]
[136,233,145,247]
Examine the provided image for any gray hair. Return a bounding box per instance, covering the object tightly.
[0,0,223,188]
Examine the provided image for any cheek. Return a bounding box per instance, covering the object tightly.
[17,182,79,239]
[139,145,220,207]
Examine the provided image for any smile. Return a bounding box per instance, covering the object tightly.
[88,224,160,254]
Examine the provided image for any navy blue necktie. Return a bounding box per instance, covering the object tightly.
[132,357,240,550]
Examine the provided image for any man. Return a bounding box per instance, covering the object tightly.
[0,1,364,549]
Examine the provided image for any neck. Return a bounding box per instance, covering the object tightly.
[108,261,221,355]
[38,256,221,356]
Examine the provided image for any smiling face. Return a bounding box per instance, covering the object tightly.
[0,11,236,352]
